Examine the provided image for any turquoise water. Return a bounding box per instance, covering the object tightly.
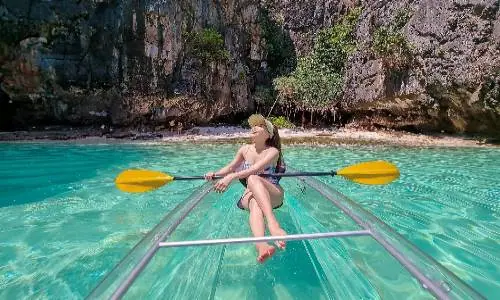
[0,142,498,299]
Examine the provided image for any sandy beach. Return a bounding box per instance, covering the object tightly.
[160,126,498,147]
[1,125,497,148]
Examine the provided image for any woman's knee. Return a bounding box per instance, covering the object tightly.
[247,174,261,187]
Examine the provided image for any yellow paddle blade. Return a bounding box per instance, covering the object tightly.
[115,169,174,193]
[337,161,400,185]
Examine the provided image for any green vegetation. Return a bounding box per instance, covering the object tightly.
[269,115,295,128]
[273,60,343,109]
[480,70,500,113]
[371,9,414,70]
[273,7,362,110]
[184,28,230,64]
[254,85,275,106]
[259,9,296,76]
[312,8,361,73]
[393,8,412,30]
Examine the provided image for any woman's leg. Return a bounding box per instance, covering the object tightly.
[247,197,275,263]
[246,175,286,249]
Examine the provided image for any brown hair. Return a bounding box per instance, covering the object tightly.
[265,123,283,166]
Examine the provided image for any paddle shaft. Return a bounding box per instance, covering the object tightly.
[173,171,337,181]
[115,161,399,192]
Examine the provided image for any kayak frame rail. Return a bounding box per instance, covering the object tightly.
[294,173,484,300]
[102,168,485,300]
[108,184,213,300]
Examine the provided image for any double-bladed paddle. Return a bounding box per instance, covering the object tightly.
[114,160,400,193]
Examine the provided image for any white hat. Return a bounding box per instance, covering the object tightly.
[248,114,274,138]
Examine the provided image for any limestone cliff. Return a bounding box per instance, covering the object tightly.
[0,0,264,129]
[0,0,499,136]
[343,0,500,135]
[264,0,499,135]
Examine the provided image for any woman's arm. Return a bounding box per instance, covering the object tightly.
[231,148,278,179]
[213,145,247,176]
[212,147,278,193]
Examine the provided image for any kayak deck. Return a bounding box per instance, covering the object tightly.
[88,171,485,300]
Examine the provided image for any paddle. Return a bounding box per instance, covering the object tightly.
[114,160,400,193]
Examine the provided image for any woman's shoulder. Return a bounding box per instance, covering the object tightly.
[265,146,279,156]
[236,144,252,156]
[238,144,251,152]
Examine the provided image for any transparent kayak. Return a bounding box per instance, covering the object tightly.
[87,171,485,300]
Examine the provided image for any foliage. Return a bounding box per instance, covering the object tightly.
[240,118,250,128]
[273,7,361,110]
[393,8,412,30]
[371,9,414,70]
[479,70,500,113]
[269,115,295,128]
[274,57,343,109]
[312,7,361,73]
[184,28,230,63]
[254,85,275,105]
[258,9,296,76]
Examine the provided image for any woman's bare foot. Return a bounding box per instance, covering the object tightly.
[268,224,287,250]
[256,243,276,263]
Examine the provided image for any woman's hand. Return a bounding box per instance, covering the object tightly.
[204,172,216,181]
[213,174,235,193]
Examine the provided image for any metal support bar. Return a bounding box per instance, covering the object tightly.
[159,230,371,248]
[298,175,451,300]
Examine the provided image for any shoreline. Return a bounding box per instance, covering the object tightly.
[0,126,498,148]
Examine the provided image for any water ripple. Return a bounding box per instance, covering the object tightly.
[0,143,498,299]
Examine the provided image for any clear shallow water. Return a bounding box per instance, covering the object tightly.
[0,142,498,299]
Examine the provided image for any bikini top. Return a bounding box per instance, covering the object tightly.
[238,159,286,187]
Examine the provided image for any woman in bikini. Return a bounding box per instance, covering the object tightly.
[204,114,287,263]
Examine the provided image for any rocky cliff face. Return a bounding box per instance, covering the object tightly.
[0,0,264,129]
[264,0,499,135]
[342,0,500,135]
[1,0,499,136]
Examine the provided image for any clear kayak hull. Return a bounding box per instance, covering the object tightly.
[88,173,485,300]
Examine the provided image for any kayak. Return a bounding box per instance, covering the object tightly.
[88,172,485,300]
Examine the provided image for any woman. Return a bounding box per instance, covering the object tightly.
[204,114,287,263]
